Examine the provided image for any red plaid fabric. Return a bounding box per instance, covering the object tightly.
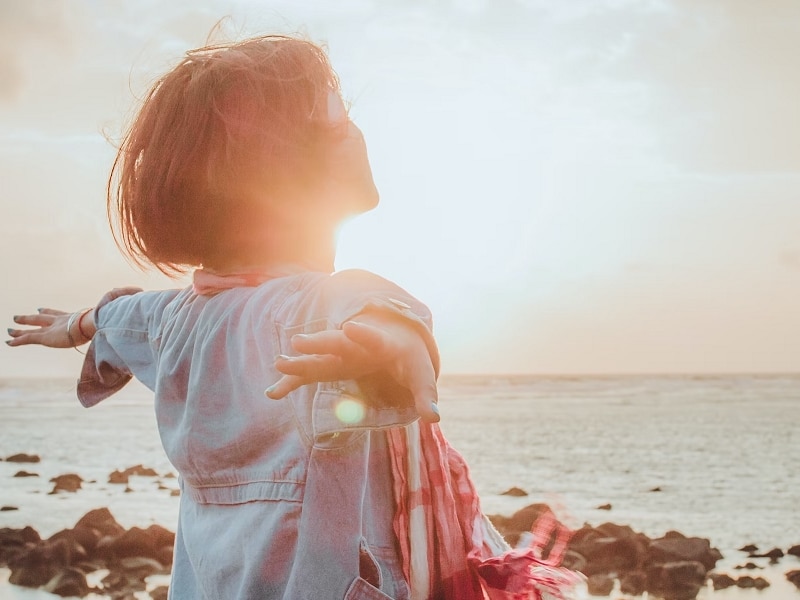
[388,422,584,600]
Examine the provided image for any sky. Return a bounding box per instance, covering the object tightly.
[1,0,799,377]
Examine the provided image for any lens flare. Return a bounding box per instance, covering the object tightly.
[335,398,365,425]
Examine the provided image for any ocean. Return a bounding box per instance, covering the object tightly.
[1,374,798,599]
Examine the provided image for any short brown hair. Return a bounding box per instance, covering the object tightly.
[108,35,343,275]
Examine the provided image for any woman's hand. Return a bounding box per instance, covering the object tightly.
[7,287,141,349]
[6,308,88,348]
[266,315,440,423]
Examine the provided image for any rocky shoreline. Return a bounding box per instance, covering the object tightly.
[2,455,799,599]
[1,507,172,599]
[489,501,800,600]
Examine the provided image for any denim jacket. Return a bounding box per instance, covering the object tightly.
[77,269,439,599]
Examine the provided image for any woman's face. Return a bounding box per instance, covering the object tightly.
[328,119,380,215]
[323,91,379,215]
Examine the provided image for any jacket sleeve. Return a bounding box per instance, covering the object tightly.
[298,270,440,439]
[77,288,181,407]
[323,269,440,377]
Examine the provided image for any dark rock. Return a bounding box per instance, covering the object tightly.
[788,544,800,557]
[504,503,553,534]
[488,503,553,548]
[649,486,662,492]
[150,585,169,600]
[118,556,166,578]
[49,473,83,494]
[736,575,756,588]
[1,506,19,511]
[114,557,169,593]
[733,561,761,569]
[647,535,721,571]
[0,526,41,565]
[571,535,647,576]
[2,508,177,598]
[561,549,587,572]
[586,573,614,596]
[750,546,783,560]
[100,569,147,595]
[596,503,612,511]
[786,570,800,590]
[499,486,528,497]
[1,526,42,545]
[564,524,599,548]
[595,522,637,540]
[144,524,175,550]
[738,543,758,553]
[93,535,117,562]
[110,464,160,484]
[109,470,129,484]
[170,489,180,497]
[125,464,159,477]
[13,470,39,477]
[619,570,646,595]
[42,566,90,597]
[752,576,770,589]
[49,527,101,558]
[646,560,706,600]
[74,508,126,538]
[566,522,652,578]
[6,453,40,463]
[104,526,173,563]
[663,530,686,540]
[8,538,72,588]
[709,572,736,590]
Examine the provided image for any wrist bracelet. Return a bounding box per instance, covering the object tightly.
[77,308,93,341]
[65,311,86,355]
[66,312,79,347]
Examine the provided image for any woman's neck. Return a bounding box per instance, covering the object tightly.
[206,223,337,274]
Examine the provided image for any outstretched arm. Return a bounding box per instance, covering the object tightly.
[7,308,96,349]
[6,287,142,349]
[266,313,440,423]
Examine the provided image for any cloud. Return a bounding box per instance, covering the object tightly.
[605,0,800,172]
[0,1,74,102]
[448,0,800,174]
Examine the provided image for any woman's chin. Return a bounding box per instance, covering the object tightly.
[358,185,380,213]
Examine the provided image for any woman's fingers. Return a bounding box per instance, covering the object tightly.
[6,327,28,339]
[345,319,439,422]
[272,319,440,423]
[274,353,348,380]
[12,313,55,327]
[7,309,73,348]
[403,354,440,423]
[6,330,45,347]
[7,313,54,345]
[264,374,306,400]
[290,329,355,356]
[341,320,393,356]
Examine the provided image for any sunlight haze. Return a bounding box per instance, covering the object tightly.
[1,0,799,377]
